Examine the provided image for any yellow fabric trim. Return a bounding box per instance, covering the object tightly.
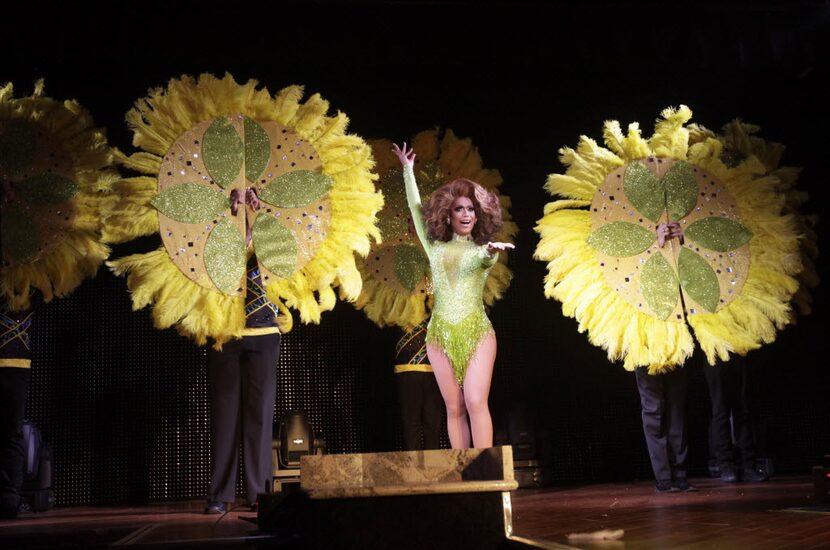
[241,326,281,337]
[0,359,32,368]
[394,364,433,374]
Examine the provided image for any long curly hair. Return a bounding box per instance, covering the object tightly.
[424,178,502,245]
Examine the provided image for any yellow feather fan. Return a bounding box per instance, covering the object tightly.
[1,80,117,310]
[106,73,382,347]
[535,106,803,373]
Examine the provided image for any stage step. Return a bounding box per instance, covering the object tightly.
[258,446,572,549]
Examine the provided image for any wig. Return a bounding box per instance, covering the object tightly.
[424,178,502,245]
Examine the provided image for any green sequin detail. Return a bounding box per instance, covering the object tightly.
[244,117,271,184]
[15,174,77,204]
[151,183,230,224]
[663,161,698,221]
[624,161,664,223]
[678,247,720,312]
[204,219,246,294]
[641,252,679,320]
[428,309,493,385]
[587,221,655,257]
[202,118,244,189]
[415,161,445,198]
[251,213,297,279]
[0,119,36,176]
[685,217,752,252]
[394,244,428,291]
[426,238,495,384]
[378,162,443,242]
[1,206,38,263]
[377,168,409,241]
[260,170,332,208]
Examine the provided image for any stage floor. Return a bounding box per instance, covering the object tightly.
[1,475,827,549]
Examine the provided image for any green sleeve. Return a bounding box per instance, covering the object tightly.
[403,164,431,254]
[480,246,498,268]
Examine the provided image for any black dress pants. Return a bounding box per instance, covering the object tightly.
[635,366,688,482]
[703,357,755,470]
[207,333,280,503]
[0,368,30,518]
[396,371,443,450]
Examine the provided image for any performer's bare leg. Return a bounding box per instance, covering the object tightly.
[427,344,471,449]
[463,333,496,448]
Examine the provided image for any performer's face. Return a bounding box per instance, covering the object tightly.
[450,196,476,237]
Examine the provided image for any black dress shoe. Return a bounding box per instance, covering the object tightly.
[655,480,680,493]
[673,478,698,492]
[742,468,768,482]
[720,468,738,483]
[204,501,227,514]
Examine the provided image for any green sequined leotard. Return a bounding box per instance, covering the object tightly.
[403,164,497,385]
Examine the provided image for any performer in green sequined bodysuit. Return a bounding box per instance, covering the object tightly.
[394,142,514,449]
[404,176,497,386]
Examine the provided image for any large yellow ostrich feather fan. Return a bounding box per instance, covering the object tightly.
[106,73,382,347]
[535,106,803,373]
[1,80,117,310]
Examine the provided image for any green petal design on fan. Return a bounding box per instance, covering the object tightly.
[394,244,429,291]
[202,117,244,189]
[259,170,332,208]
[624,161,664,223]
[244,117,271,184]
[641,252,679,320]
[204,218,246,293]
[1,207,39,263]
[685,217,753,252]
[0,119,37,177]
[663,161,698,221]
[587,221,655,257]
[15,174,78,204]
[678,247,720,312]
[151,183,230,224]
[251,213,297,279]
[376,168,409,242]
[377,211,409,242]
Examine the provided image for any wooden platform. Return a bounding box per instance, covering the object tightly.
[0,475,827,549]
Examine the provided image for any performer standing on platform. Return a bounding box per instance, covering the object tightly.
[395,320,443,450]
[393,143,513,449]
[205,213,282,515]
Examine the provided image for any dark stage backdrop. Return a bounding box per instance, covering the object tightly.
[8,1,830,505]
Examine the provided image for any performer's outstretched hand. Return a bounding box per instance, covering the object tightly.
[487,241,515,254]
[392,142,416,167]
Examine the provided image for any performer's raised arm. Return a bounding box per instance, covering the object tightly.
[392,142,430,252]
